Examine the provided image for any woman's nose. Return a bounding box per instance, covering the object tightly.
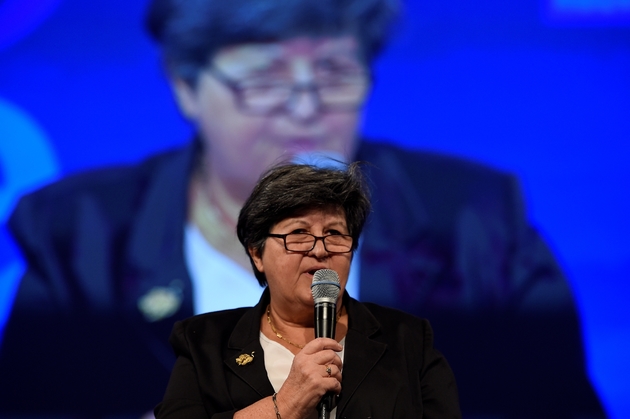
[286,86,320,123]
[310,236,329,257]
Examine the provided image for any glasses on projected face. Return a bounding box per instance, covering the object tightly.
[207,66,369,115]
[267,233,354,253]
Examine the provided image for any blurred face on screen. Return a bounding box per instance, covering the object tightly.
[173,36,369,200]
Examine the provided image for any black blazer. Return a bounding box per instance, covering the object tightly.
[155,289,461,419]
[0,140,602,417]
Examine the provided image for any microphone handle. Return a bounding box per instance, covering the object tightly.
[314,301,337,419]
[318,398,332,419]
[314,302,337,339]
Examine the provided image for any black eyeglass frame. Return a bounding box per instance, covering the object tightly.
[267,233,354,254]
[206,66,371,116]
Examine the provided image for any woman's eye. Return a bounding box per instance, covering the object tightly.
[317,58,363,75]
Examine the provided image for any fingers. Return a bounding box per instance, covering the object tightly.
[323,363,342,384]
[279,338,344,410]
[300,337,343,354]
[291,348,343,380]
[294,338,343,394]
[300,337,343,369]
[306,348,342,368]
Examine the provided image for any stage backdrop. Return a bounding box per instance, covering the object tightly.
[0,0,628,417]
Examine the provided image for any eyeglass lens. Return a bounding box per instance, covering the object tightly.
[284,233,352,253]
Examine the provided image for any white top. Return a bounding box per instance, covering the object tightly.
[185,223,263,314]
[184,222,361,315]
[260,332,346,418]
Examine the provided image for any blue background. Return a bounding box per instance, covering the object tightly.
[0,0,628,416]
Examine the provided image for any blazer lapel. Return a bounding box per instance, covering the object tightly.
[224,340,273,398]
[224,290,276,401]
[336,295,387,416]
[124,141,199,319]
[119,142,198,372]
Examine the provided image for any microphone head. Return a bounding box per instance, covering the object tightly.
[311,269,341,304]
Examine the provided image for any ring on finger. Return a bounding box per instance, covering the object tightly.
[325,365,332,377]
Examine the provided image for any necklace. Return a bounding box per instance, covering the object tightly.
[266,305,343,350]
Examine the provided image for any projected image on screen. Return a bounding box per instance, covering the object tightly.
[1,0,628,418]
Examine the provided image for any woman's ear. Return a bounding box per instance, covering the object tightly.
[170,78,199,120]
[248,247,264,273]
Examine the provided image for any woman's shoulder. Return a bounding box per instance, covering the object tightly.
[19,145,189,205]
[365,301,430,323]
[167,306,257,359]
[350,298,434,339]
[175,306,252,334]
[348,300,442,369]
[358,140,513,181]
[9,145,191,229]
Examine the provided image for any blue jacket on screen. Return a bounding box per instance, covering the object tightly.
[0,139,603,418]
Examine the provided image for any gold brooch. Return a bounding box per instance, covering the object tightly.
[236,351,255,366]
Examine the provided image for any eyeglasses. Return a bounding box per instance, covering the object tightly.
[207,66,369,115]
[267,233,354,253]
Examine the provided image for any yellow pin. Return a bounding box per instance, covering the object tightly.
[236,351,255,366]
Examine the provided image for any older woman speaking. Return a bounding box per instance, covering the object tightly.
[155,163,461,419]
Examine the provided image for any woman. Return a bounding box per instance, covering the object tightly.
[155,163,461,419]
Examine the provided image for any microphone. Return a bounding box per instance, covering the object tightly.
[311,269,341,419]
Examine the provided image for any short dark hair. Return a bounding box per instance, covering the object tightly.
[237,162,371,286]
[145,0,399,85]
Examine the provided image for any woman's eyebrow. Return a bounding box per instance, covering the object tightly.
[276,219,309,229]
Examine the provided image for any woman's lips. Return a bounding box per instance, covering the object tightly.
[306,267,327,276]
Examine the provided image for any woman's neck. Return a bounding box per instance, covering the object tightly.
[188,163,251,271]
[261,303,348,355]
